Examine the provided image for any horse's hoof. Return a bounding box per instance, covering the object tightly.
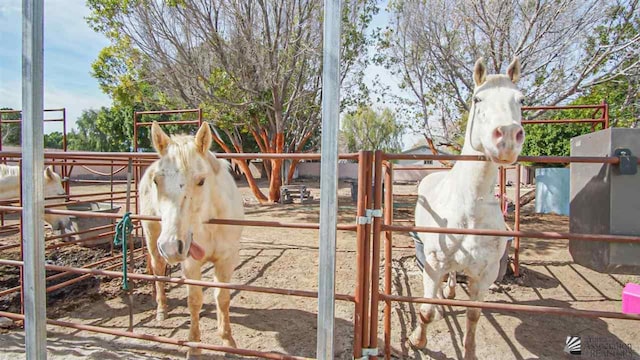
[156,311,166,321]
[407,332,427,349]
[186,347,202,359]
[223,337,237,349]
[463,353,478,360]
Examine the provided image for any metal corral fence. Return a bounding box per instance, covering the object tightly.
[377,150,640,359]
[0,150,365,359]
[0,148,639,359]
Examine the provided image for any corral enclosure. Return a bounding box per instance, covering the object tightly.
[5,1,640,359]
[0,147,638,360]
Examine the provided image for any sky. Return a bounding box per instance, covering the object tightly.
[0,1,420,150]
[0,1,111,133]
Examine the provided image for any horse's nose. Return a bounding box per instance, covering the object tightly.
[157,237,187,264]
[177,239,184,255]
[492,124,524,148]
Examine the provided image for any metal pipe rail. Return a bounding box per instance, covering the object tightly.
[0,206,358,231]
[0,311,309,360]
[0,150,361,161]
[0,259,356,302]
[381,224,640,244]
[383,153,637,164]
[0,249,146,298]
[380,294,640,321]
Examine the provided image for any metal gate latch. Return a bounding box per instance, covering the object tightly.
[614,148,637,175]
[354,347,379,359]
[356,209,383,225]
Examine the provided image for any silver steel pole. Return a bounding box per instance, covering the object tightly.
[317,0,342,358]
[22,0,47,358]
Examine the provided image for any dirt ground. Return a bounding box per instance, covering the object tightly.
[1,179,639,360]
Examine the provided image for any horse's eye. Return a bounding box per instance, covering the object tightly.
[473,96,482,103]
[197,178,205,186]
[153,177,158,185]
[519,98,525,105]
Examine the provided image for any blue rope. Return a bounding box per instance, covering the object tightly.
[113,212,133,291]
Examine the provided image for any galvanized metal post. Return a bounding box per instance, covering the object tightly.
[317,0,342,358]
[21,0,47,358]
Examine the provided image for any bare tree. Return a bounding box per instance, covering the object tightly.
[380,0,640,151]
[88,0,375,203]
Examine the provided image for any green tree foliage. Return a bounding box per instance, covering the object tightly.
[44,132,64,149]
[522,79,636,165]
[85,0,378,203]
[341,106,404,152]
[67,105,205,152]
[522,1,639,165]
[0,108,63,149]
[378,0,639,153]
[0,108,21,145]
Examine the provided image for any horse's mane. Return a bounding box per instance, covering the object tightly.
[168,134,230,172]
[0,164,20,177]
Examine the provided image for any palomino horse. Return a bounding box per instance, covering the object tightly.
[139,121,244,357]
[0,164,77,237]
[410,57,525,359]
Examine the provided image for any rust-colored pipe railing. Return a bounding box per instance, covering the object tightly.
[383,161,394,360]
[368,150,384,358]
[379,294,640,321]
[0,206,357,231]
[0,311,308,360]
[0,259,355,303]
[514,164,522,276]
[45,252,147,293]
[383,153,636,164]
[353,151,368,359]
[382,224,640,243]
[361,151,374,351]
[135,120,200,127]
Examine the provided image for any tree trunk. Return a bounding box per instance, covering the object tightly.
[424,135,454,167]
[234,159,269,203]
[519,190,536,207]
[211,132,270,204]
[286,159,299,184]
[268,132,285,202]
[286,130,314,183]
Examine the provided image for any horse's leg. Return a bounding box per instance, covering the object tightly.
[463,271,494,360]
[443,271,456,299]
[183,259,204,358]
[408,270,442,349]
[143,221,168,321]
[213,257,237,348]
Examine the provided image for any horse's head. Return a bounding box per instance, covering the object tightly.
[149,121,221,264]
[466,57,525,165]
[43,166,77,237]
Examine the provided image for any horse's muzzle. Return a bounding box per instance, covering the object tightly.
[158,230,197,264]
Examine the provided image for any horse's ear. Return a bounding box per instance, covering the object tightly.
[195,122,213,154]
[44,166,54,180]
[151,121,171,156]
[506,56,521,83]
[473,58,487,86]
[207,155,222,174]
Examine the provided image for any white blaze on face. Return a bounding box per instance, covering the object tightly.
[149,121,216,264]
[469,57,526,165]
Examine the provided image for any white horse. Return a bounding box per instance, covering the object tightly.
[139,121,244,357]
[410,57,525,359]
[0,164,77,236]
